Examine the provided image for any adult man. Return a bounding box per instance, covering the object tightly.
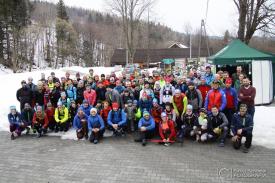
[232,66,244,86]
[231,104,253,153]
[238,77,256,119]
[185,82,202,113]
[107,103,127,136]
[207,106,228,147]
[160,80,175,106]
[223,78,238,134]
[16,80,33,112]
[136,111,155,146]
[204,80,227,113]
[197,77,211,106]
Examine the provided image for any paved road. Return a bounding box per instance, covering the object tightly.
[0,131,274,183]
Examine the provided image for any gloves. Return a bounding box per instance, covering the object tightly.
[213,127,222,135]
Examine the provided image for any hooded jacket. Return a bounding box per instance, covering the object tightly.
[138,116,155,131]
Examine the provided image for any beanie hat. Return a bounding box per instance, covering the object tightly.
[133,100,138,105]
[47,102,52,107]
[90,108,97,114]
[10,105,16,110]
[175,89,181,94]
[83,99,88,104]
[57,101,63,107]
[143,110,150,117]
[112,102,119,109]
[161,112,167,118]
[199,108,207,114]
[127,100,133,104]
[225,78,232,84]
[61,92,66,97]
[152,98,158,104]
[24,103,31,108]
[187,104,193,110]
[36,106,43,112]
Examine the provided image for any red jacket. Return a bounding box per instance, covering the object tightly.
[205,89,227,112]
[83,90,97,106]
[32,112,49,128]
[100,107,112,123]
[45,108,55,124]
[151,106,162,123]
[101,80,110,87]
[197,85,211,103]
[159,120,176,140]
[238,86,256,107]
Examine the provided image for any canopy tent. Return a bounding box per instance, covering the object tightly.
[207,39,275,105]
[208,39,275,65]
[161,58,175,64]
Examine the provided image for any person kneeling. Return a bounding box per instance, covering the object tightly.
[136,111,155,146]
[54,102,69,132]
[107,103,127,136]
[88,108,105,144]
[231,104,253,153]
[32,106,49,138]
[8,106,26,140]
[194,108,208,142]
[159,112,176,146]
[73,108,89,140]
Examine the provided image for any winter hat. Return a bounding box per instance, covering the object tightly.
[46,102,52,107]
[21,80,26,84]
[187,104,193,110]
[24,103,31,109]
[83,99,88,104]
[61,92,66,97]
[206,66,211,70]
[133,100,138,105]
[144,81,149,85]
[57,101,63,107]
[143,111,150,117]
[155,81,160,85]
[161,112,167,118]
[188,81,194,86]
[70,100,76,104]
[225,78,232,84]
[36,106,43,112]
[10,105,16,111]
[199,108,207,114]
[112,102,119,109]
[127,100,133,104]
[90,108,98,114]
[152,98,158,104]
[200,76,206,81]
[175,89,181,94]
[101,74,105,77]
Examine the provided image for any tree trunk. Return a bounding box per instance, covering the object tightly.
[237,0,248,42]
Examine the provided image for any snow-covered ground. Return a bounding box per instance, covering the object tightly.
[0,66,274,149]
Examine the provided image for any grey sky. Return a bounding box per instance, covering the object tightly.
[47,0,238,36]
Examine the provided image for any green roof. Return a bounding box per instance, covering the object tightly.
[207,39,275,65]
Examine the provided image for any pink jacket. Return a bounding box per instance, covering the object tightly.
[83,90,97,106]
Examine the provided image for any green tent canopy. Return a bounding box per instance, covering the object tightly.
[207,39,275,65]
[161,58,175,64]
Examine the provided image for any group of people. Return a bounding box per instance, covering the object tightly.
[9,65,255,152]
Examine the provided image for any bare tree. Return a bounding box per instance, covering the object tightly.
[234,0,275,44]
[107,0,155,65]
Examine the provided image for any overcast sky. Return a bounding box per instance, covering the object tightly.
[46,0,238,36]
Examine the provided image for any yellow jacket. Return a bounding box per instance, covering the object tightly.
[54,107,69,123]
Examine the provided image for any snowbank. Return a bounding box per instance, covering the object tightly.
[1,66,275,149]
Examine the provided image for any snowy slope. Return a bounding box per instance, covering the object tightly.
[1,66,275,149]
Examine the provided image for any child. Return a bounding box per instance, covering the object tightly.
[195,108,208,142]
[45,102,56,131]
[124,100,136,133]
[150,98,162,134]
[178,105,197,143]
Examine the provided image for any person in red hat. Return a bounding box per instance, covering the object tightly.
[107,102,127,136]
[223,78,238,136]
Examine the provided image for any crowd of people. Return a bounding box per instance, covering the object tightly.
[9,65,256,153]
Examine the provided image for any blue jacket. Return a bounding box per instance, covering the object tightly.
[88,114,105,131]
[114,86,125,94]
[138,116,155,131]
[66,85,77,101]
[79,105,92,116]
[204,73,215,85]
[231,113,253,135]
[73,114,89,130]
[8,112,22,126]
[222,87,238,109]
[107,109,127,126]
[58,98,71,109]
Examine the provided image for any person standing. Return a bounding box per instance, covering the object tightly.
[16,80,33,112]
[238,77,256,119]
